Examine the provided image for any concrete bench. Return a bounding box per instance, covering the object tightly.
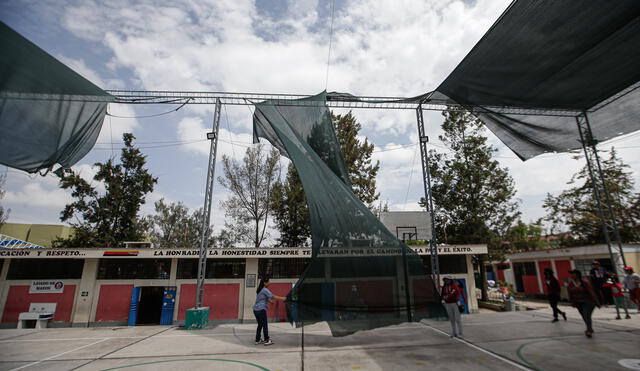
[17,303,56,329]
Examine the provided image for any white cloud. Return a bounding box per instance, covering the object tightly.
[5,0,639,229]
[4,182,72,211]
[176,115,257,159]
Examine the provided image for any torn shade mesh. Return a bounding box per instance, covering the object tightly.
[253,92,445,335]
[0,21,113,173]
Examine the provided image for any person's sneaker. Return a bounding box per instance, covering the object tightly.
[626,315,631,319]
[551,318,559,323]
[264,340,274,346]
[616,316,622,320]
[561,312,567,321]
[585,331,593,338]
[255,340,264,345]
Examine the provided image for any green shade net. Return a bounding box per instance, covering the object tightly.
[0,22,114,173]
[253,92,444,336]
[431,0,640,160]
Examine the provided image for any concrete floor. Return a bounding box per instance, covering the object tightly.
[0,307,638,371]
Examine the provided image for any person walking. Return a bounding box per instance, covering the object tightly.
[543,268,566,322]
[441,277,464,338]
[253,276,286,346]
[589,261,608,305]
[567,269,600,338]
[623,266,640,313]
[603,276,631,319]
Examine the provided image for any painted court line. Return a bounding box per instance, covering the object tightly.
[8,338,108,371]
[421,322,533,371]
[0,336,147,343]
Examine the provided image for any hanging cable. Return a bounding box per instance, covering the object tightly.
[109,113,114,158]
[223,104,237,159]
[324,0,336,90]
[403,144,419,210]
[106,98,192,119]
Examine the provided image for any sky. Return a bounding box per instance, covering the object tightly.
[1,0,639,242]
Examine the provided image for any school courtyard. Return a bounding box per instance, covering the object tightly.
[0,304,638,371]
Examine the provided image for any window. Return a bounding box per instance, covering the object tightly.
[97,259,171,279]
[259,258,311,278]
[7,259,84,279]
[574,258,612,276]
[421,255,468,274]
[177,259,246,279]
[330,256,397,278]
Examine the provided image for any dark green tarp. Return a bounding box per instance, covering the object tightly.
[0,22,113,173]
[254,92,444,335]
[432,0,640,160]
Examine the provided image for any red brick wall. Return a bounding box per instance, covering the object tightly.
[95,284,133,322]
[522,275,540,295]
[177,283,240,320]
[2,285,76,323]
[555,260,572,284]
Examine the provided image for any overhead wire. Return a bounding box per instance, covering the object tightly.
[402,144,419,210]
[106,98,192,119]
[324,0,336,90]
[223,104,237,159]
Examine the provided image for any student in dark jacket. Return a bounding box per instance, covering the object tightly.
[543,268,566,323]
[567,269,600,338]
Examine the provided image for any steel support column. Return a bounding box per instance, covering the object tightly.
[416,105,440,288]
[195,99,222,308]
[575,112,627,279]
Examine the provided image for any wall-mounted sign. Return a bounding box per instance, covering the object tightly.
[2,245,487,259]
[81,291,89,297]
[246,274,256,288]
[30,280,64,294]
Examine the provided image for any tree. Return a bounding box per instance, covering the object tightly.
[501,219,546,252]
[0,173,9,229]
[272,111,381,246]
[543,148,640,245]
[53,133,156,247]
[271,164,311,247]
[420,109,520,247]
[332,112,381,208]
[419,109,520,300]
[143,199,214,248]
[218,144,281,248]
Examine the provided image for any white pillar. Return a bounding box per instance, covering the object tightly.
[169,258,178,286]
[0,258,11,319]
[71,258,98,327]
[534,259,543,294]
[242,258,259,322]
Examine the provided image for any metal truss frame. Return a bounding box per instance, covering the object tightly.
[77,88,626,317]
[576,112,628,278]
[195,98,222,309]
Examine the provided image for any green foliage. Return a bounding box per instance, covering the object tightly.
[53,133,156,247]
[218,144,281,248]
[143,198,214,248]
[404,239,427,246]
[332,112,381,208]
[501,219,546,252]
[271,111,381,246]
[544,149,640,245]
[419,109,520,260]
[271,164,310,247]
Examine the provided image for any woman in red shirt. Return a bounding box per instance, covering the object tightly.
[567,270,600,338]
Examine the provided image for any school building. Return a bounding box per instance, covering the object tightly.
[0,244,486,328]
[487,244,640,299]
